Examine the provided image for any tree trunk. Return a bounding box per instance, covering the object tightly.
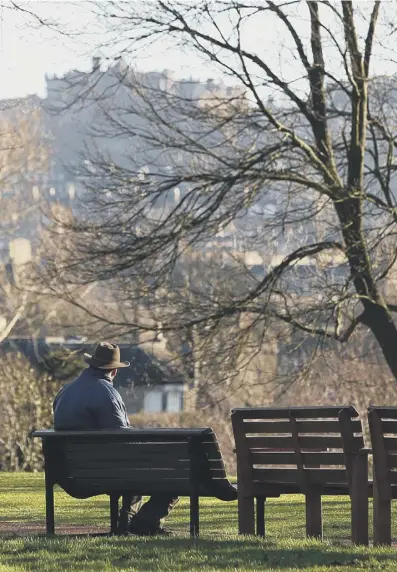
[335,197,397,380]
[360,302,397,381]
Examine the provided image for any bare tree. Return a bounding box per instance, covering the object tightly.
[0,102,49,342]
[36,1,397,383]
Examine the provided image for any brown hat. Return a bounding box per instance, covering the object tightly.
[84,342,130,369]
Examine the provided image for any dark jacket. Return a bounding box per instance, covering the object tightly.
[53,367,130,430]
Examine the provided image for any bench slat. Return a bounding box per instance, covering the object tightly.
[250,451,296,464]
[243,420,362,434]
[303,451,346,465]
[65,455,225,469]
[389,471,397,483]
[384,438,397,450]
[62,478,232,500]
[252,467,348,484]
[65,443,222,463]
[232,406,359,419]
[245,435,357,449]
[68,467,227,479]
[66,457,188,469]
[68,468,191,479]
[61,476,232,494]
[66,443,190,457]
[250,451,346,466]
[369,407,397,420]
[66,442,190,450]
[66,453,189,465]
[65,460,227,478]
[34,428,213,439]
[66,477,191,490]
[382,421,397,434]
[250,481,349,496]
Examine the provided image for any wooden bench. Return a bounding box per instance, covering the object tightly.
[231,406,369,544]
[368,406,397,545]
[33,428,237,537]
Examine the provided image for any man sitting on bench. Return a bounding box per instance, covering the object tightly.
[53,341,179,535]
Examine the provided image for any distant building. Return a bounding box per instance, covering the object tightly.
[0,338,187,414]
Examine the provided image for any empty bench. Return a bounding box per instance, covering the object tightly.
[368,406,397,545]
[33,428,237,536]
[232,406,369,544]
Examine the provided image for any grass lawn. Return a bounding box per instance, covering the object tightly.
[0,474,396,571]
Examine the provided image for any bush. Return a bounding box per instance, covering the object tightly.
[0,354,62,471]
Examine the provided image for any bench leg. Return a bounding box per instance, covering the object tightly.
[351,453,368,545]
[238,493,255,535]
[256,497,266,537]
[305,492,322,540]
[110,495,119,535]
[373,482,392,546]
[45,472,55,535]
[190,494,199,537]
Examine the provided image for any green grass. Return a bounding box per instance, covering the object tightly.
[0,474,396,571]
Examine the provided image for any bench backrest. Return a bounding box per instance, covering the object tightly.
[231,406,364,494]
[33,428,236,499]
[368,406,397,499]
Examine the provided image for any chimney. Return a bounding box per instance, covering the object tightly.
[92,57,101,72]
[206,78,216,91]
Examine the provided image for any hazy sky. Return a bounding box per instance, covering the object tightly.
[0,0,210,99]
[1,1,397,100]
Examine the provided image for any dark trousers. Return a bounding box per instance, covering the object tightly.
[58,480,179,533]
[120,493,179,532]
[58,480,178,532]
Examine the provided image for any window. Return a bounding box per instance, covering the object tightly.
[166,391,182,413]
[143,390,163,413]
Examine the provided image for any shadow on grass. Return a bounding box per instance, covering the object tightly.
[0,537,395,571]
